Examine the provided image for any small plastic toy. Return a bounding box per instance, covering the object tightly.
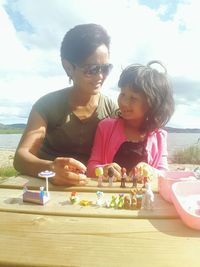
[142,182,154,210]
[136,193,143,209]
[120,167,127,188]
[135,162,153,186]
[70,192,79,204]
[39,186,45,198]
[108,166,114,187]
[117,193,124,209]
[130,168,137,188]
[96,191,104,206]
[130,188,144,209]
[79,199,93,206]
[23,170,55,205]
[109,195,118,208]
[130,189,137,209]
[124,195,131,209]
[95,166,104,187]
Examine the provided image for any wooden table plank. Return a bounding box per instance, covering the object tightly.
[0,211,200,267]
[0,188,177,218]
[0,174,159,192]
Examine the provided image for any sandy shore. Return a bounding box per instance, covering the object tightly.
[0,149,198,171]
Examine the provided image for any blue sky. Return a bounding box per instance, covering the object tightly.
[0,0,200,128]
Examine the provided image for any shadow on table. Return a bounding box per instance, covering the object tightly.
[4,197,24,205]
[148,218,200,237]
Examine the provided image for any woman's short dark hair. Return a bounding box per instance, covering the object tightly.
[118,61,175,132]
[60,23,110,65]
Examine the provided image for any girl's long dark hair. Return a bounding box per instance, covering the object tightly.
[118,61,175,132]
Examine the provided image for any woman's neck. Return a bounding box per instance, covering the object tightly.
[69,86,99,106]
[68,86,100,120]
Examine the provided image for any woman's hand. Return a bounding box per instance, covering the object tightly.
[103,162,121,181]
[49,157,88,186]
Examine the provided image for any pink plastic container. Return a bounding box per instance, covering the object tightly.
[171,181,200,230]
[158,171,195,203]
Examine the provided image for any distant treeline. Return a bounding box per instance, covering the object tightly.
[164,127,200,133]
[0,128,24,134]
[0,123,26,134]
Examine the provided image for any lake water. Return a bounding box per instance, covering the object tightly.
[0,133,200,156]
[167,133,200,156]
[0,134,22,151]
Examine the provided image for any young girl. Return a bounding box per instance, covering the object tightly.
[87,61,175,179]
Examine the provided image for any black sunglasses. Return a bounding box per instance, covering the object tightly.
[75,63,113,76]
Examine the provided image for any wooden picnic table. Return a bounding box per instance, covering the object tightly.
[0,174,200,267]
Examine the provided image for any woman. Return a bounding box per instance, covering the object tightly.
[14,23,117,185]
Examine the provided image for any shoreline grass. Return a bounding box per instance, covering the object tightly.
[0,166,18,178]
[171,145,200,164]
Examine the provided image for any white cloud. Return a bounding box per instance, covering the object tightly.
[169,102,200,128]
[0,6,29,72]
[0,0,200,128]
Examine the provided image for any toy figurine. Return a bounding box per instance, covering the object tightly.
[95,166,104,187]
[135,162,154,187]
[110,195,118,208]
[130,189,137,209]
[136,193,143,209]
[120,167,127,188]
[124,195,131,209]
[108,166,114,187]
[96,191,104,206]
[130,168,137,187]
[38,170,55,196]
[23,170,55,205]
[142,182,154,210]
[70,192,79,204]
[117,193,124,209]
[39,186,45,198]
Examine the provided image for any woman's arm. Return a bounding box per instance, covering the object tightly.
[14,109,87,185]
[14,109,51,175]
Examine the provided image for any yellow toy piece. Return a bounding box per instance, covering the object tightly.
[135,162,155,183]
[95,166,104,187]
[95,166,104,176]
[79,200,93,206]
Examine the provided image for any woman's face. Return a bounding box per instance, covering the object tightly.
[118,86,149,123]
[72,44,111,95]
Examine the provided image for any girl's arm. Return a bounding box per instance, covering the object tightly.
[87,123,104,177]
[87,121,121,180]
[157,130,169,171]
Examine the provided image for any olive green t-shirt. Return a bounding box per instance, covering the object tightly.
[33,88,118,164]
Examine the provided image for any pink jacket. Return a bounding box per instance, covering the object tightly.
[87,118,168,177]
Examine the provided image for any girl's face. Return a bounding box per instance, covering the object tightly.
[72,44,111,95]
[118,86,149,123]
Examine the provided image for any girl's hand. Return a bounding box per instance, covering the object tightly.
[49,157,88,186]
[103,162,121,181]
